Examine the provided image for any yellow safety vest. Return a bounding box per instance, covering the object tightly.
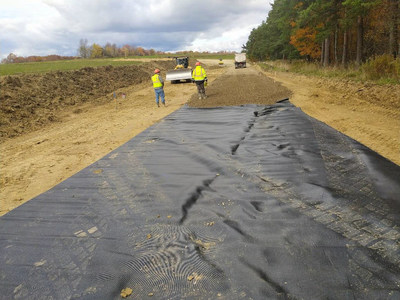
[151,74,163,88]
[192,66,207,81]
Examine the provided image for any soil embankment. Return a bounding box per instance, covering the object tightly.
[259,69,400,166]
[0,61,175,141]
[0,59,398,216]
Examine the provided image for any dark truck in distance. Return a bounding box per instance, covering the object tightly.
[234,53,246,69]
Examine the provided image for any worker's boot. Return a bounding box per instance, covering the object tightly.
[198,94,202,100]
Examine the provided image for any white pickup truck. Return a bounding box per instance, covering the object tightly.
[234,53,246,69]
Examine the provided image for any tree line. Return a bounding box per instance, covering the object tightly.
[245,0,400,66]
[1,54,76,64]
[1,40,163,64]
[78,38,162,59]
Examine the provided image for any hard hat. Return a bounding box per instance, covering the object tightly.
[154,69,160,73]
[195,62,201,66]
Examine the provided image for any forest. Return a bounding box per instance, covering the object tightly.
[245,0,400,67]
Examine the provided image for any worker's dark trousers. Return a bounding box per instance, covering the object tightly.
[195,81,206,96]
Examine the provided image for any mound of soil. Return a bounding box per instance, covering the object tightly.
[188,68,291,107]
[315,77,400,111]
[0,60,175,141]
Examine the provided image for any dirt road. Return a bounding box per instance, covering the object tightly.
[1,59,398,216]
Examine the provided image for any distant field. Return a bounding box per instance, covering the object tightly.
[0,54,235,76]
[188,54,235,60]
[0,58,145,76]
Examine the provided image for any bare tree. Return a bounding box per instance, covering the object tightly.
[1,53,18,64]
[356,16,363,66]
[78,39,90,58]
[323,37,330,67]
[389,0,399,57]
[342,30,348,66]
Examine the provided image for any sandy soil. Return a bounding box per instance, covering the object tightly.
[258,68,400,167]
[0,61,176,140]
[187,64,290,107]
[1,59,399,216]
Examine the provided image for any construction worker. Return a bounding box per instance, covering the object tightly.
[192,62,207,99]
[151,69,165,107]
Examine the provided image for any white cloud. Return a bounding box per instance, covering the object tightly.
[0,0,270,59]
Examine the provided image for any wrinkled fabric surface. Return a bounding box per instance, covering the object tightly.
[1,100,400,300]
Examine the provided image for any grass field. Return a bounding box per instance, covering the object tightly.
[0,58,145,76]
[259,57,400,85]
[187,53,234,60]
[0,53,235,76]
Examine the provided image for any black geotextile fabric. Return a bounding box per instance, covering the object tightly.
[1,100,400,300]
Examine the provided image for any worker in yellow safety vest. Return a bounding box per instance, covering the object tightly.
[151,69,165,107]
[192,62,207,99]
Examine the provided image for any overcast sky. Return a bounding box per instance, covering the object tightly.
[0,0,271,59]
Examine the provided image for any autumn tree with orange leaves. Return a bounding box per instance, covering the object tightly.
[245,0,400,67]
[290,26,321,59]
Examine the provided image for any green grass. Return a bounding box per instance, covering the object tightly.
[0,58,144,76]
[259,59,400,85]
[164,53,234,60]
[125,53,234,60]
[0,53,235,76]
[189,53,235,60]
